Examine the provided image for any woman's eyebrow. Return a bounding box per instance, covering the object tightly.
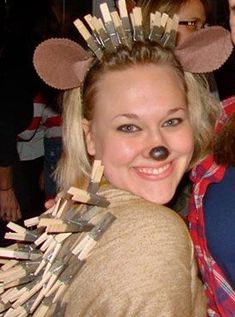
[111,108,186,121]
[167,107,186,114]
[112,113,139,120]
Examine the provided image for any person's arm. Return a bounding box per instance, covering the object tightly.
[0,121,22,223]
[0,166,21,222]
[0,35,34,223]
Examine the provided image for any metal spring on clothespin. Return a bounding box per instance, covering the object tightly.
[73,0,179,60]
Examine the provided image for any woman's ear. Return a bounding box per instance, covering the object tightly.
[82,119,96,156]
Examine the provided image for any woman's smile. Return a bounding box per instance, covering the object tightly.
[133,162,172,179]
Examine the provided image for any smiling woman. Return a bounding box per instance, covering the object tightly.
[38,40,217,316]
[28,1,233,315]
[83,62,193,205]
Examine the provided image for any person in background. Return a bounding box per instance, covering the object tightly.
[188,0,235,315]
[16,93,62,206]
[0,0,93,247]
[137,0,210,44]
[0,0,63,245]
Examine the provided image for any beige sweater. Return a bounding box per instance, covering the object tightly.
[47,186,206,317]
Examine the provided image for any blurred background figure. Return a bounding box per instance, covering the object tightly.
[138,0,210,44]
[0,0,92,245]
[187,1,235,314]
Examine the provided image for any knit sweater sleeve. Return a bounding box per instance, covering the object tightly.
[55,191,206,317]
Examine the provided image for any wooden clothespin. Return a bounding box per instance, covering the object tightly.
[68,187,109,207]
[149,11,163,42]
[118,0,133,47]
[132,7,144,41]
[5,223,38,243]
[74,18,103,60]
[100,3,120,48]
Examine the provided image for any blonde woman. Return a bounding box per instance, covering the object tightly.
[31,2,232,315]
[52,41,209,317]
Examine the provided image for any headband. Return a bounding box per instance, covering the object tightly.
[33,0,233,90]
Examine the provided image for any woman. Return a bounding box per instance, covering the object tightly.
[51,41,209,317]
[1,2,232,316]
[34,1,233,314]
[37,26,226,317]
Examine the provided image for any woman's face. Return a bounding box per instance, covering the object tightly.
[177,0,206,44]
[229,0,235,44]
[83,64,194,204]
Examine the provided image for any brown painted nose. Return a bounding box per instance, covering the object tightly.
[149,146,169,161]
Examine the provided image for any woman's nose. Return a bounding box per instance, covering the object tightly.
[149,146,169,161]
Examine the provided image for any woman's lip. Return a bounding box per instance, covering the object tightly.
[133,163,172,179]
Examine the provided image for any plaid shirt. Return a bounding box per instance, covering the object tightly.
[188,97,235,317]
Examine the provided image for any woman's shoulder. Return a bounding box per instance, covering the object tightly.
[60,187,203,317]
[101,185,189,236]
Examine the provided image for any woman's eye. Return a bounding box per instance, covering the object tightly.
[162,118,183,127]
[117,124,140,133]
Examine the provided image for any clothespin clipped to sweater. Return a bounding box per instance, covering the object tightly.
[0,160,116,316]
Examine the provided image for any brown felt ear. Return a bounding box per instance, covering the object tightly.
[33,38,94,90]
[175,26,233,73]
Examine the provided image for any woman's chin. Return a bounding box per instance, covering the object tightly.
[138,190,175,205]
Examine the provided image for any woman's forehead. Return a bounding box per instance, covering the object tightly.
[93,64,187,114]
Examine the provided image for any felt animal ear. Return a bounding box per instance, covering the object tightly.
[33,38,94,90]
[175,26,233,73]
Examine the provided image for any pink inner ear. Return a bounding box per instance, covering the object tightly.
[73,58,93,83]
[33,38,93,89]
[175,26,233,73]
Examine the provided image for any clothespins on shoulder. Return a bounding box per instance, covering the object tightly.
[87,160,104,193]
[4,222,38,243]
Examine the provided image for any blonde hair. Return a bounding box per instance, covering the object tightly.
[55,88,90,190]
[56,41,220,191]
[185,72,220,168]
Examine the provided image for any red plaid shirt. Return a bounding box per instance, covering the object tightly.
[188,96,235,317]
